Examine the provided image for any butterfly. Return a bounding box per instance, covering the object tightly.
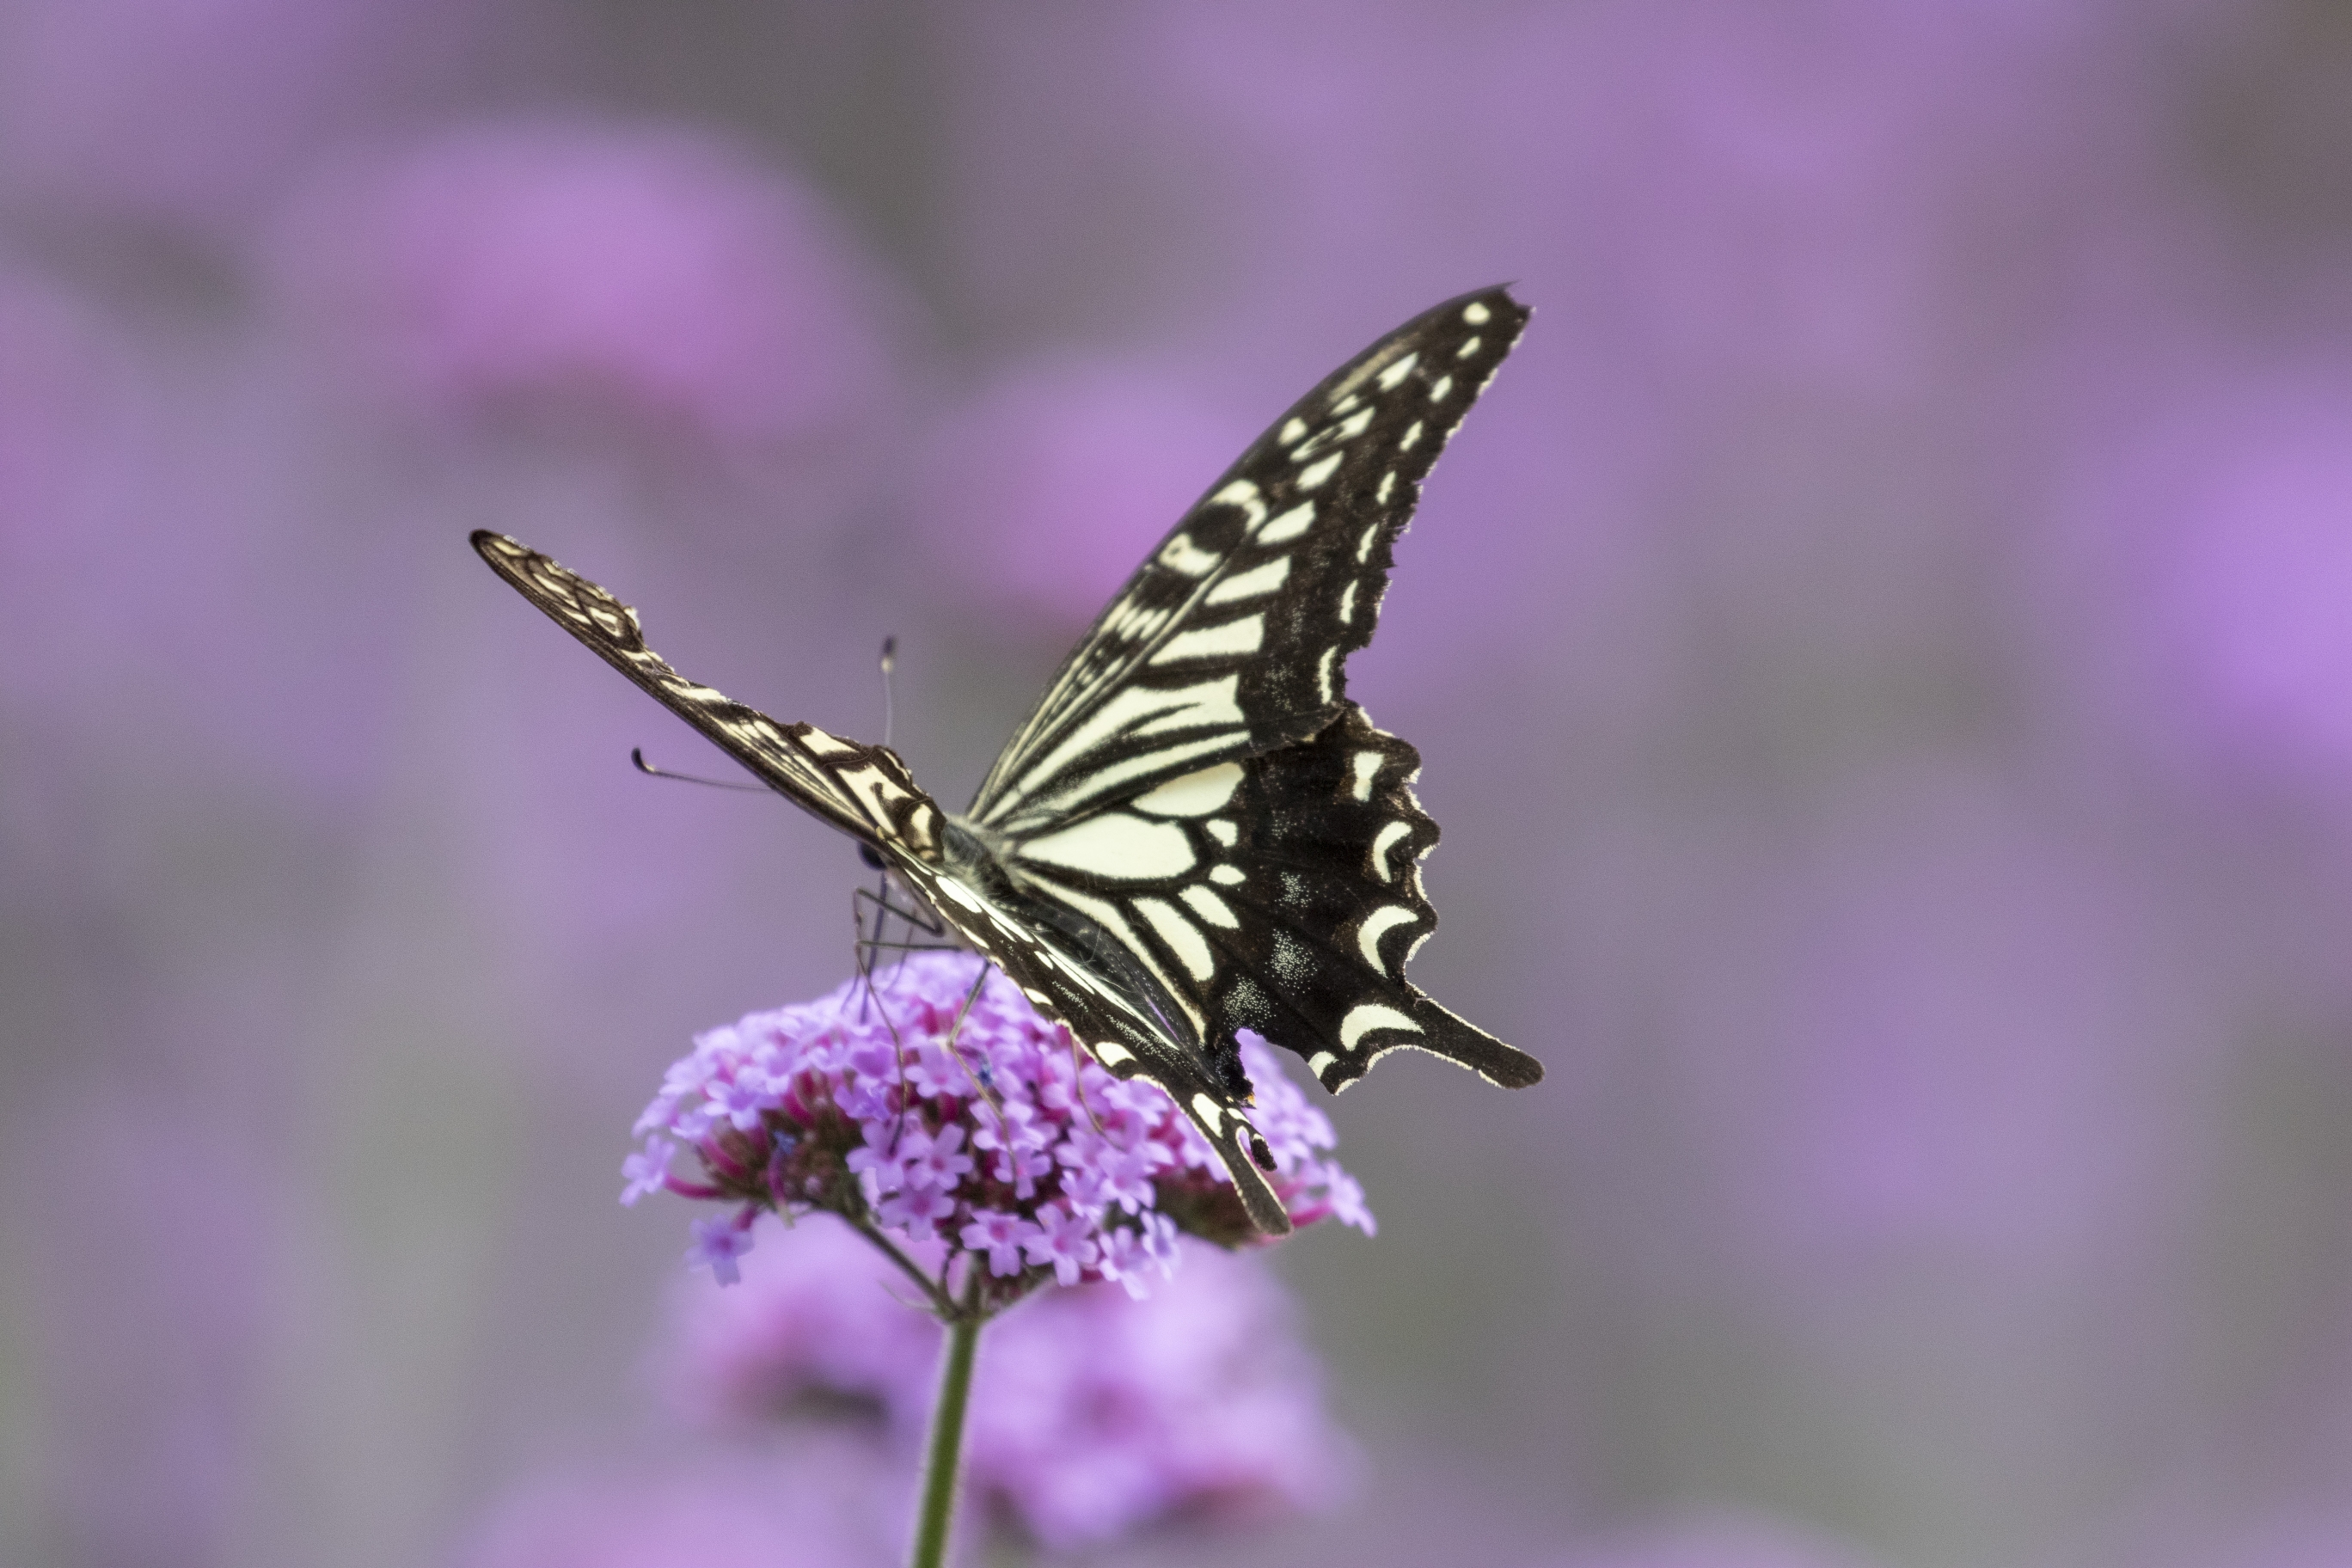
[474,285,1544,1236]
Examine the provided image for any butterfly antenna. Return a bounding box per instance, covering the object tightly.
[632,749,766,793]
[878,634,898,750]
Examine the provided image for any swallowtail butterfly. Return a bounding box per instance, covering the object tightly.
[473,285,1545,1235]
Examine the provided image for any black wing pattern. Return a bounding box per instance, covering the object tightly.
[970,286,1544,1094]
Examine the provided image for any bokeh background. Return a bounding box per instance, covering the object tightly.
[6,3,2352,1566]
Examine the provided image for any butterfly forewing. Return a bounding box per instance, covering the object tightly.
[968,286,1532,836]
[469,531,946,860]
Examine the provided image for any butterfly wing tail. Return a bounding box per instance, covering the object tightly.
[1320,992,1542,1093]
[1192,1104,1295,1237]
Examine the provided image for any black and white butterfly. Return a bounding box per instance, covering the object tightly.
[473,285,1544,1236]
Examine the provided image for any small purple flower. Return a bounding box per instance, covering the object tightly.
[1021,1201,1101,1288]
[897,1124,973,1193]
[959,1210,1042,1278]
[686,1214,756,1286]
[623,952,1370,1302]
[874,1185,958,1242]
[620,1138,674,1206]
[710,1069,779,1132]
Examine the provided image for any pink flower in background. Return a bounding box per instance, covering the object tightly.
[451,1444,897,1568]
[660,1211,1356,1550]
[660,1218,940,1430]
[0,0,470,233]
[907,358,1253,627]
[2105,374,2352,793]
[270,119,898,452]
[626,952,1370,1296]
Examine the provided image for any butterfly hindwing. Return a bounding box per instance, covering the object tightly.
[969,286,1531,836]
[999,704,1542,1094]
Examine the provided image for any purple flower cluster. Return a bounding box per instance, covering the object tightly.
[660,1214,1356,1550]
[625,952,1371,1298]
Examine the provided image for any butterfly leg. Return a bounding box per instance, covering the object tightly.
[1063,1032,1107,1139]
[935,963,1008,1125]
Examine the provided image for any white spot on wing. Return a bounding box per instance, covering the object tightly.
[1211,479,1267,527]
[1206,821,1239,848]
[1338,580,1358,625]
[798,726,857,756]
[1296,452,1343,491]
[1130,762,1244,818]
[1456,337,1481,358]
[1429,375,1455,401]
[1191,1093,1226,1130]
[1208,862,1246,885]
[1356,905,1418,968]
[1399,420,1424,451]
[1019,812,1196,879]
[1180,885,1239,928]
[1377,352,1420,391]
[1136,896,1215,982]
[1341,1002,1422,1050]
[1207,556,1293,603]
[1369,818,1415,882]
[1462,300,1491,325]
[1375,471,1395,505]
[1308,1050,1338,1080]
[1278,417,1308,445]
[1157,533,1222,576]
[1357,524,1381,563]
[1093,1040,1135,1065]
[1258,501,1316,543]
[1317,646,1340,703]
[1149,616,1264,664]
[1348,750,1382,801]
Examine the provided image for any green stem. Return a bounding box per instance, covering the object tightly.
[847,1212,956,1317]
[909,1287,984,1568]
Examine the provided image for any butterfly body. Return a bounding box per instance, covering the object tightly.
[475,285,1544,1236]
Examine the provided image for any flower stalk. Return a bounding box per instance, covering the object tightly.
[909,1274,986,1568]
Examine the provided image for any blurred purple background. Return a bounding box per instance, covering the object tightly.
[5,3,2352,1565]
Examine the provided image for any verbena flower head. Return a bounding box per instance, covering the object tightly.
[625,952,1370,1302]
[661,1214,1356,1551]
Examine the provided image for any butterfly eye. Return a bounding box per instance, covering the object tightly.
[858,842,886,870]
